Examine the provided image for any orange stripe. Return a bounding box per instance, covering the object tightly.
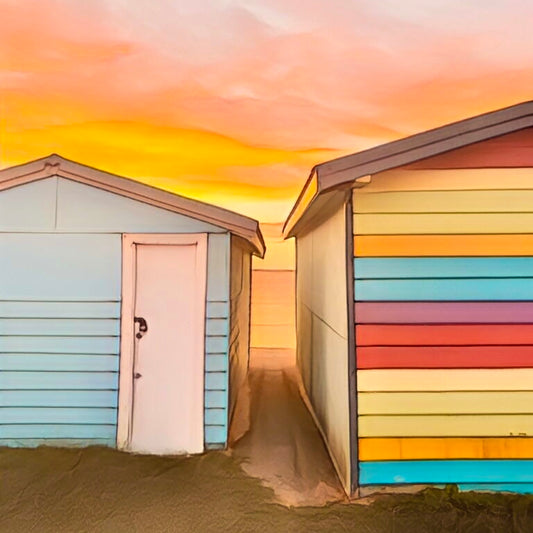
[358,437,533,461]
[354,234,533,257]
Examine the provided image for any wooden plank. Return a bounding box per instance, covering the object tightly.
[358,392,533,415]
[358,437,533,461]
[0,407,117,424]
[0,336,120,354]
[56,177,223,233]
[357,368,533,392]
[205,318,229,336]
[355,302,533,324]
[205,354,227,372]
[359,168,533,194]
[205,336,228,354]
[206,302,229,319]
[204,425,226,444]
[204,390,227,408]
[0,318,119,336]
[204,408,226,425]
[0,371,118,390]
[359,459,533,485]
[354,213,533,235]
[205,372,226,390]
[354,189,533,214]
[206,233,230,302]
[0,390,117,407]
[0,301,121,319]
[354,257,533,279]
[0,424,116,439]
[0,177,56,231]
[358,415,533,437]
[0,438,115,447]
[0,354,119,372]
[356,324,533,346]
[0,234,121,300]
[357,346,533,369]
[355,234,533,257]
[355,279,533,301]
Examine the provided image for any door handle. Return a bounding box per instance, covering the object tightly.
[134,316,148,339]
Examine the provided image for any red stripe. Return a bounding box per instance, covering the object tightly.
[357,346,533,369]
[356,324,533,346]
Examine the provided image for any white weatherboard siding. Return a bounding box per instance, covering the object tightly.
[296,201,351,493]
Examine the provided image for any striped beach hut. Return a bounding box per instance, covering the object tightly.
[0,154,264,454]
[284,100,533,496]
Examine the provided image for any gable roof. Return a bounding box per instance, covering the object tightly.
[0,154,265,257]
[284,100,533,237]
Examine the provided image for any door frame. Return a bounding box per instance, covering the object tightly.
[116,233,208,450]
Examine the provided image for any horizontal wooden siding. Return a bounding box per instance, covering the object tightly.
[353,173,533,489]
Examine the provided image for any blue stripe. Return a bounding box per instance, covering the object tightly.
[0,390,117,407]
[205,372,226,390]
[0,407,117,424]
[0,438,115,447]
[205,390,226,408]
[0,371,118,390]
[355,257,533,279]
[0,424,117,439]
[204,425,226,444]
[355,279,533,301]
[0,336,120,354]
[458,483,533,494]
[360,460,533,485]
[0,354,119,372]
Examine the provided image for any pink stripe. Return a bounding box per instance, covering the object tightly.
[355,302,533,324]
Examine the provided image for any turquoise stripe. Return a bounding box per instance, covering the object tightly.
[0,438,115,447]
[0,424,116,439]
[0,301,120,319]
[204,425,226,444]
[355,257,533,279]
[0,318,119,336]
[206,302,229,319]
[0,354,119,372]
[206,336,228,354]
[0,390,117,407]
[0,407,116,424]
[205,354,228,372]
[205,318,229,336]
[205,390,226,408]
[205,372,226,390]
[355,278,533,301]
[204,408,226,425]
[0,371,118,390]
[0,336,120,354]
[360,460,533,485]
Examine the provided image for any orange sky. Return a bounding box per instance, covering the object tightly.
[1,0,532,224]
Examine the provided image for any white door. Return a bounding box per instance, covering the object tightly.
[118,234,207,455]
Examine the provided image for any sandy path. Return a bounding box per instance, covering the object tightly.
[231,349,345,506]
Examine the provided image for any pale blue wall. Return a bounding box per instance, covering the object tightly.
[0,177,233,449]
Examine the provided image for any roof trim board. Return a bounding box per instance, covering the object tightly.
[0,154,265,257]
[284,100,533,238]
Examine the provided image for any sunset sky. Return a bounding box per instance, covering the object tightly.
[1,0,532,224]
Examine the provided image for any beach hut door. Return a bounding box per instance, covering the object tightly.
[118,234,207,455]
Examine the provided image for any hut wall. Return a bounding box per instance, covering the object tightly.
[0,176,232,449]
[227,237,252,428]
[295,201,351,493]
[353,128,533,492]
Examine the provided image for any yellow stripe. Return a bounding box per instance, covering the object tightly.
[358,369,533,392]
[359,437,533,460]
[354,234,533,257]
[354,190,533,214]
[358,168,533,193]
[358,414,533,437]
[358,392,533,415]
[354,213,533,235]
